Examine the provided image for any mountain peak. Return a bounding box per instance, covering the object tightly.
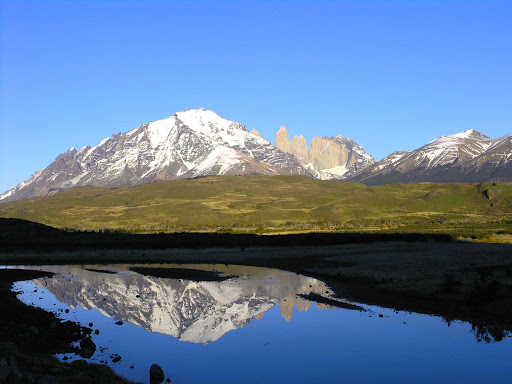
[1,109,309,202]
[171,108,236,136]
[449,129,489,141]
[275,126,291,153]
[175,107,222,119]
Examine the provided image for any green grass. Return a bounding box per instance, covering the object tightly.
[1,176,512,239]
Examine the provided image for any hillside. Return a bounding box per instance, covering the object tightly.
[1,176,511,238]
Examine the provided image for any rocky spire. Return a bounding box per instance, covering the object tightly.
[250,128,261,137]
[275,126,291,153]
[290,135,309,164]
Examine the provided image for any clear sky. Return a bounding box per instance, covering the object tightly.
[1,0,511,192]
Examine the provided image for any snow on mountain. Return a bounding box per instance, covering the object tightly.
[417,129,492,168]
[349,129,511,185]
[330,135,375,176]
[33,265,331,344]
[2,113,510,201]
[1,108,309,202]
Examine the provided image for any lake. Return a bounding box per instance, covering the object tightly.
[7,264,512,383]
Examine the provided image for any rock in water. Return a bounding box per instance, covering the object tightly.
[78,337,96,359]
[150,364,165,384]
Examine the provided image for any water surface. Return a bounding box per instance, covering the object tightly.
[8,264,512,383]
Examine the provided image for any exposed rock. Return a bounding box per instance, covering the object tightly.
[290,135,309,164]
[111,354,121,363]
[250,129,261,137]
[274,127,375,179]
[331,135,375,175]
[309,137,350,171]
[275,126,291,153]
[78,337,96,359]
[150,364,165,384]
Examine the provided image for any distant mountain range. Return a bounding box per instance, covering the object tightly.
[347,129,512,185]
[1,108,510,202]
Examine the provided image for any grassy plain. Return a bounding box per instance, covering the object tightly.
[1,175,511,241]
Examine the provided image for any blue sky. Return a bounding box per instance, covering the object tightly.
[1,0,511,192]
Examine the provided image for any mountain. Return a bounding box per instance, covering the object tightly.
[2,110,510,203]
[275,126,375,179]
[0,108,309,202]
[29,265,332,344]
[349,129,512,185]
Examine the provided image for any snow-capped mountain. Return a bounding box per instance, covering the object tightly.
[0,108,309,202]
[2,111,511,202]
[349,129,512,185]
[32,265,331,344]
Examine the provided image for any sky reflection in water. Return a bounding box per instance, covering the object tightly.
[11,264,512,384]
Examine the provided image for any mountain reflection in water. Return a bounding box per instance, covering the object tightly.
[10,264,512,383]
[32,264,338,344]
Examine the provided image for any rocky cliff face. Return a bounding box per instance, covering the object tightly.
[0,109,311,202]
[309,137,351,173]
[290,135,309,164]
[275,127,375,179]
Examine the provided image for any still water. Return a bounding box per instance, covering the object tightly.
[8,264,512,383]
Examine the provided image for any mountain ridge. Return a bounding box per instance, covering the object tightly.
[1,108,310,202]
[349,129,512,185]
[1,108,511,202]
[274,126,376,179]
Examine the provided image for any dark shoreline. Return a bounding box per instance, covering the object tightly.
[0,269,139,383]
[1,218,453,252]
